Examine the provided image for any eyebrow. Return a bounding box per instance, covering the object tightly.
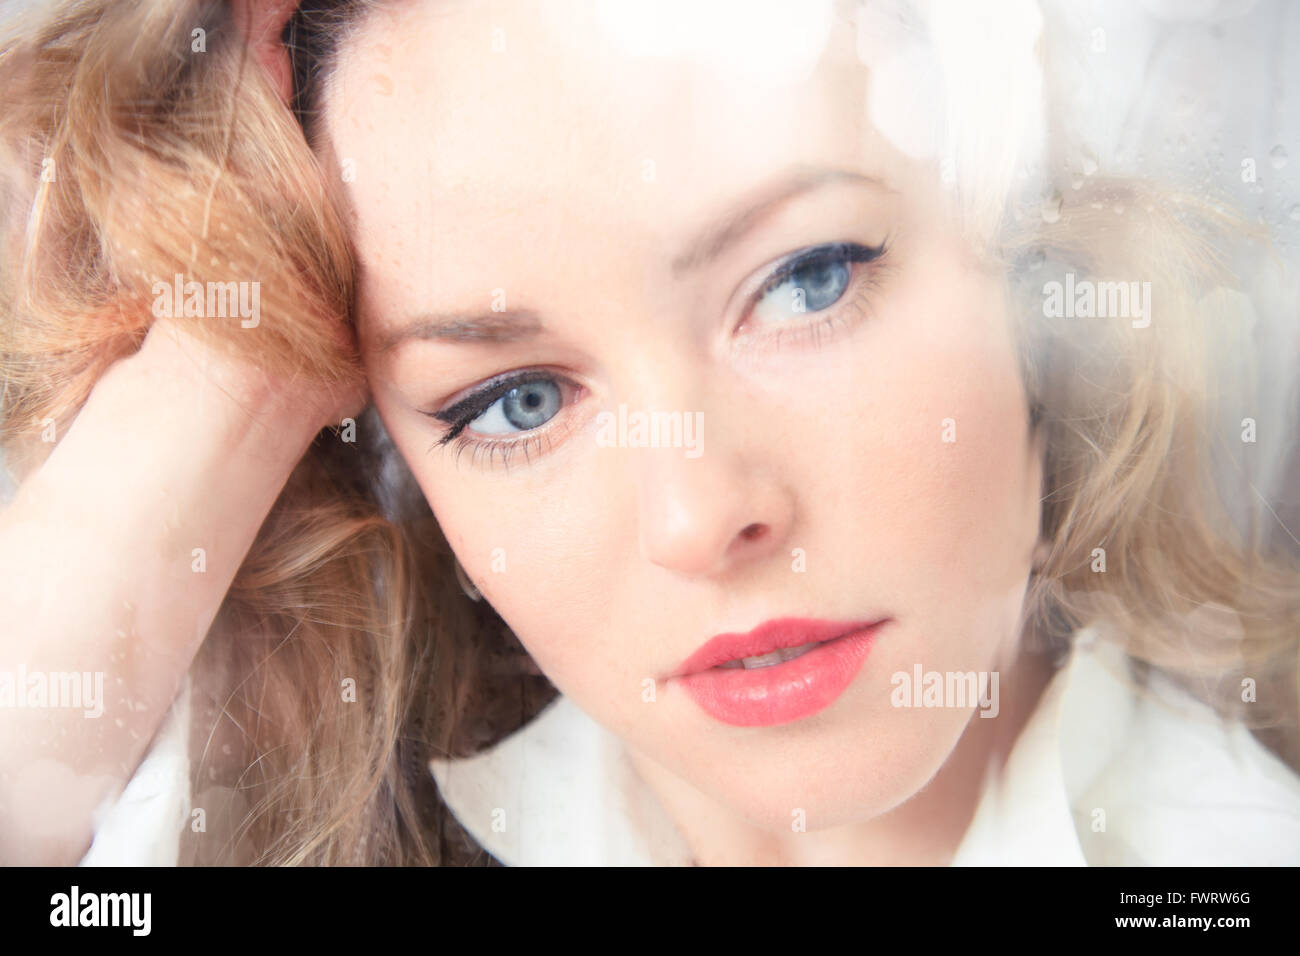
[376,165,888,352]
[670,166,888,275]
[374,309,544,352]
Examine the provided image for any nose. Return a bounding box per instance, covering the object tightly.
[635,424,795,578]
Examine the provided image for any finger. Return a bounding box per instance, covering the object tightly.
[230,0,300,105]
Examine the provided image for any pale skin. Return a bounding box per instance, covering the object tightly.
[331,1,1054,865]
[0,0,1049,867]
[0,0,359,865]
[0,320,361,864]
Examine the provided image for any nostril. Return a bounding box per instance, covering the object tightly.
[739,523,767,542]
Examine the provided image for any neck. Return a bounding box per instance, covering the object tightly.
[627,648,1056,866]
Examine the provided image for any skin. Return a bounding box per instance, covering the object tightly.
[325,0,1052,864]
[0,0,356,867]
[0,320,354,863]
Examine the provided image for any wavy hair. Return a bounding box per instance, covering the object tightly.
[1,0,1296,865]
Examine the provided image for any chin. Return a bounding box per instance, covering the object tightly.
[694,746,931,834]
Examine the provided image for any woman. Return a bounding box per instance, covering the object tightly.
[1,0,1297,865]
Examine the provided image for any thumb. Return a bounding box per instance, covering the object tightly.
[230,0,300,106]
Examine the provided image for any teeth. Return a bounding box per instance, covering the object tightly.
[777,642,821,663]
[716,642,821,670]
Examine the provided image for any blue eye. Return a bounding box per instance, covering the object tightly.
[749,242,881,325]
[430,370,578,450]
[467,379,563,435]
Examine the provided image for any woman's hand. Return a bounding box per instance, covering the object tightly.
[231,0,299,104]
[131,316,368,433]
[0,316,351,864]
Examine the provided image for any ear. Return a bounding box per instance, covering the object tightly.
[231,0,300,106]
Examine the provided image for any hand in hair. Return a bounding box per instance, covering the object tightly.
[231,0,299,105]
[0,315,341,864]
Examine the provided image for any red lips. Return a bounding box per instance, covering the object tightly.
[669,617,890,727]
[672,617,878,676]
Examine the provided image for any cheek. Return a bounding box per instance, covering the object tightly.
[400,433,623,698]
[885,273,1036,659]
[801,249,1039,668]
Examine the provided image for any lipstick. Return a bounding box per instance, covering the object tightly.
[670,617,888,727]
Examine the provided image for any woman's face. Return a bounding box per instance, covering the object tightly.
[326,1,1045,832]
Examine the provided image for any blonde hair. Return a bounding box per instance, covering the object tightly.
[0,0,542,865]
[1,0,1296,866]
[1008,182,1300,764]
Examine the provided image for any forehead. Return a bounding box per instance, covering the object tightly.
[322,1,897,316]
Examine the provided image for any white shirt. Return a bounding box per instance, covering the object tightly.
[78,677,192,867]
[79,631,1300,866]
[427,633,1300,866]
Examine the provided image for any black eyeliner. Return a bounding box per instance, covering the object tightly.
[425,369,561,445]
[427,242,886,449]
[759,241,885,296]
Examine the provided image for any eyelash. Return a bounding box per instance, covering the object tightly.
[433,427,560,470]
[423,370,581,464]
[424,239,892,466]
[733,240,889,350]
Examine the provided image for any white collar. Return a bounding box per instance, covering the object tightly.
[430,633,1300,865]
[430,682,693,865]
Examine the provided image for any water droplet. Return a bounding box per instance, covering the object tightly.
[1289,204,1300,222]
[1041,191,1063,224]
[1081,153,1098,177]
[1026,249,1046,271]
[1113,203,1126,216]
[1270,145,1288,169]
[1071,175,1085,190]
